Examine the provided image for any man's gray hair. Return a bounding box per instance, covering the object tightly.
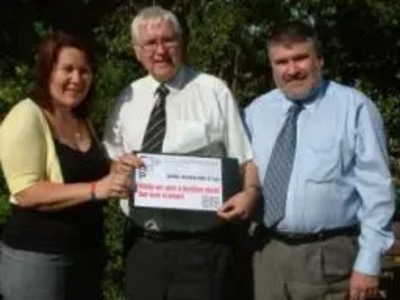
[130,6,182,44]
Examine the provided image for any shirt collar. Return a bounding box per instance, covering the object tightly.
[147,65,188,96]
[280,80,328,115]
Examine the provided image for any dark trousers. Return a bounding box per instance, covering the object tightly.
[125,232,234,300]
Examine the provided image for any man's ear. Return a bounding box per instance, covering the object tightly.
[132,45,141,62]
[319,57,324,68]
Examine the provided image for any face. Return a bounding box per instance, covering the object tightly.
[134,19,182,82]
[49,47,93,110]
[268,40,323,100]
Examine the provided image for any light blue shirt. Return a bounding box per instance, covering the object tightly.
[245,80,395,275]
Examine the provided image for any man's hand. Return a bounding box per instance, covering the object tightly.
[218,160,260,221]
[217,187,258,221]
[349,270,379,300]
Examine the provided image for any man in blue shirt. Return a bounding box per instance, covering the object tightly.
[245,21,395,300]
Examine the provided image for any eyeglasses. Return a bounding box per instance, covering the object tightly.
[136,37,180,52]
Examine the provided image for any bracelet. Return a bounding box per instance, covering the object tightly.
[245,185,261,193]
[89,182,97,201]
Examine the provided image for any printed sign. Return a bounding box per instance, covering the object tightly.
[133,153,223,211]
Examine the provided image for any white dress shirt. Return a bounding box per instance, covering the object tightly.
[104,66,252,215]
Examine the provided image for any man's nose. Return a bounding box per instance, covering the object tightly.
[286,61,300,75]
[154,41,168,54]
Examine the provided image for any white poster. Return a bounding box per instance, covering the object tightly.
[133,153,223,211]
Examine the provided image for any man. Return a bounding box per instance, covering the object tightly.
[103,6,259,300]
[245,21,395,300]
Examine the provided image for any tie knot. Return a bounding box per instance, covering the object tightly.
[156,84,169,99]
[289,102,303,116]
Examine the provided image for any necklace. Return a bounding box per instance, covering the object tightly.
[74,127,83,141]
[44,109,90,151]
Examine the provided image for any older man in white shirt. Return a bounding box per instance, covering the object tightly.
[103,6,259,300]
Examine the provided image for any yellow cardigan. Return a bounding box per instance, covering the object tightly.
[0,99,63,203]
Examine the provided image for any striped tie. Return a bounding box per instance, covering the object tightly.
[141,84,169,152]
[262,103,303,227]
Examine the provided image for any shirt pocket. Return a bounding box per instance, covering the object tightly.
[164,120,210,153]
[305,139,341,182]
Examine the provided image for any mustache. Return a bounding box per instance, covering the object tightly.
[285,73,307,82]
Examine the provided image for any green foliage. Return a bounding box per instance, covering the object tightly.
[0,65,32,107]
[103,201,126,300]
[0,175,11,224]
[91,1,143,130]
[92,59,140,130]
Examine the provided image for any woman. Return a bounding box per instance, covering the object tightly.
[0,31,128,299]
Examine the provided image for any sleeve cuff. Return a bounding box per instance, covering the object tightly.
[353,249,382,275]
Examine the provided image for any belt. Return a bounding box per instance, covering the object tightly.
[136,226,230,242]
[270,225,359,245]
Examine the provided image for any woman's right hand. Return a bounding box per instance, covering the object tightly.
[95,154,145,200]
[94,172,131,200]
[112,153,145,176]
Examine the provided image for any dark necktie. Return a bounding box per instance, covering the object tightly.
[141,84,169,152]
[262,103,303,227]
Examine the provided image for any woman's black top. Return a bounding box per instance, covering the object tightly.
[2,138,110,253]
